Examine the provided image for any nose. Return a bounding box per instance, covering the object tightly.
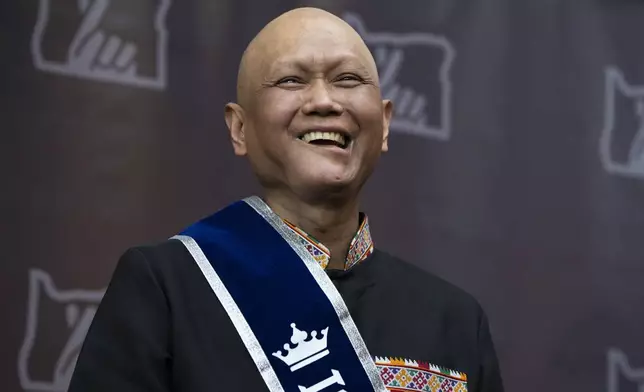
[301,80,344,116]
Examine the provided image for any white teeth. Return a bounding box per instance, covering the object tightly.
[301,131,346,146]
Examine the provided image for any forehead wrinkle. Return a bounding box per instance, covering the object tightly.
[268,50,376,80]
[270,55,354,71]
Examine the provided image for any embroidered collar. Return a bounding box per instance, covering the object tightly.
[283,213,374,271]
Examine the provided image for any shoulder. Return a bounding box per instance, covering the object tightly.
[121,238,191,263]
[113,238,200,291]
[370,249,484,318]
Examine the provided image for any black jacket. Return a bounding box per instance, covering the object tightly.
[69,240,504,391]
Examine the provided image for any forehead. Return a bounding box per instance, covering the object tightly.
[269,50,369,74]
[262,20,371,72]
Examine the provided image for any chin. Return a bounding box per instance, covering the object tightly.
[288,165,361,197]
[293,177,357,202]
[316,170,356,187]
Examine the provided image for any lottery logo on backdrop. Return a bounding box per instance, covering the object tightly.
[607,348,644,392]
[31,0,172,90]
[343,12,456,141]
[600,67,644,179]
[18,270,104,392]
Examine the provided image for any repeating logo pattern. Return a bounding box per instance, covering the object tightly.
[607,348,644,392]
[31,0,172,89]
[15,3,644,392]
[18,270,104,392]
[600,67,644,179]
[343,12,456,141]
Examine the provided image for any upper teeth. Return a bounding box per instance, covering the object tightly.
[301,131,346,146]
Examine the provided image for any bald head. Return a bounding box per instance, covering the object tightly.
[235,7,379,107]
[223,7,393,207]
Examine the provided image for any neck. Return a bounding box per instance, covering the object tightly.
[264,191,360,270]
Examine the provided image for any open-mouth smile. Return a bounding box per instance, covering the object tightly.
[297,131,351,149]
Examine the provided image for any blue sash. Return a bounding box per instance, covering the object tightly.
[172,196,387,392]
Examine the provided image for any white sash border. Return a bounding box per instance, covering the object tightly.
[244,196,388,392]
[171,234,285,392]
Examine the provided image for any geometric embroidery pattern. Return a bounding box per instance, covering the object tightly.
[292,231,330,269]
[346,213,374,270]
[375,357,468,392]
[283,212,374,271]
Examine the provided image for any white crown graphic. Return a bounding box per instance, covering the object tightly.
[272,323,330,372]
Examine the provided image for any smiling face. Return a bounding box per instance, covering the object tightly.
[225,8,393,204]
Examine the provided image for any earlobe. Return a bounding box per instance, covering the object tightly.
[224,103,247,156]
[381,99,394,152]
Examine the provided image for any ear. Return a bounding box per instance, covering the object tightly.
[224,103,247,156]
[381,99,394,152]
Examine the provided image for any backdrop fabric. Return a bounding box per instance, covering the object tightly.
[2,1,643,391]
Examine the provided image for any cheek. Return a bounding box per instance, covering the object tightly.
[341,87,382,114]
[252,93,302,133]
[343,95,384,132]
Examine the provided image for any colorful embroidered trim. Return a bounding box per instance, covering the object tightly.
[283,220,331,269]
[346,215,374,270]
[282,213,374,271]
[375,357,468,392]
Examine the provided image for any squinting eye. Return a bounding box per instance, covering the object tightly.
[335,74,362,87]
[277,77,302,85]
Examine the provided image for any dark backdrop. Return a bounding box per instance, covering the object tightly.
[2,1,643,391]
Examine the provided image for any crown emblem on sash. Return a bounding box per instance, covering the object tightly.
[272,323,330,372]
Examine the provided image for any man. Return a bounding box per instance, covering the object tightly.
[69,7,504,392]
